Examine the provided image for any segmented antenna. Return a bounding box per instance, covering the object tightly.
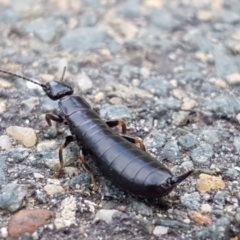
[60,66,67,82]
[0,69,46,89]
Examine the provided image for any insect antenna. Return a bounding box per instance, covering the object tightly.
[60,66,67,82]
[0,69,46,89]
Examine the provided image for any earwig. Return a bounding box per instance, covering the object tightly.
[0,68,193,198]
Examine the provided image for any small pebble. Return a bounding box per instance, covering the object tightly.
[0,135,12,150]
[201,204,212,214]
[44,184,65,196]
[0,100,7,114]
[0,78,13,88]
[209,78,227,89]
[101,105,132,120]
[21,97,39,112]
[0,183,27,212]
[196,10,212,21]
[8,209,51,237]
[6,126,37,147]
[172,111,190,126]
[94,92,105,102]
[36,140,58,152]
[94,209,120,224]
[40,74,54,82]
[109,97,124,105]
[1,227,8,238]
[129,200,153,216]
[180,192,201,211]
[33,173,44,179]
[236,113,240,124]
[153,226,169,236]
[131,78,140,87]
[190,143,213,164]
[226,73,240,85]
[188,211,212,225]
[181,97,196,111]
[77,73,93,91]
[196,174,225,193]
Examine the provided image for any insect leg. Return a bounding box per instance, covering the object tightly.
[79,149,97,191]
[121,135,146,151]
[106,120,126,134]
[53,135,76,178]
[43,113,64,129]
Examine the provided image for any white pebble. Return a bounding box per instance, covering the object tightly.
[33,173,44,179]
[0,135,12,150]
[201,203,212,213]
[153,226,169,236]
[77,73,93,91]
[93,209,119,224]
[0,227,8,238]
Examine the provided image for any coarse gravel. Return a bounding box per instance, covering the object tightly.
[0,0,240,239]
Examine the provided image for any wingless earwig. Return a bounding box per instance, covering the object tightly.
[0,68,193,198]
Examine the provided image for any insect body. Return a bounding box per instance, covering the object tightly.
[0,69,193,198]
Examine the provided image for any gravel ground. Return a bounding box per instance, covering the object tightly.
[0,0,240,239]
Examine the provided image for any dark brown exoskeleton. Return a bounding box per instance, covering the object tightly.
[0,68,193,198]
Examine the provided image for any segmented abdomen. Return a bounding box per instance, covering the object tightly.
[59,96,172,196]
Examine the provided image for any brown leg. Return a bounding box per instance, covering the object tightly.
[106,120,126,134]
[43,113,64,129]
[121,135,146,151]
[79,149,97,191]
[53,135,75,178]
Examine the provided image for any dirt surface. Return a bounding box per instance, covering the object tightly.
[0,0,240,239]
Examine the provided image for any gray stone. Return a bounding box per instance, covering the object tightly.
[172,111,190,126]
[0,154,7,185]
[44,142,79,170]
[41,98,58,112]
[143,130,166,149]
[213,10,240,24]
[180,192,200,210]
[155,98,181,110]
[0,8,19,24]
[7,148,30,163]
[183,29,212,52]
[79,12,98,27]
[196,217,231,240]
[152,218,190,229]
[94,209,122,224]
[234,136,240,153]
[161,141,180,162]
[190,143,213,164]
[129,200,153,216]
[214,45,238,77]
[184,71,203,82]
[146,10,180,30]
[119,65,139,83]
[117,1,141,19]
[201,130,219,144]
[21,97,40,112]
[204,95,240,117]
[0,183,27,212]
[26,19,57,43]
[140,78,172,97]
[100,105,132,120]
[69,173,91,189]
[0,135,12,150]
[59,28,108,52]
[178,134,199,150]
[235,212,240,225]
[11,0,43,16]
[213,191,225,206]
[223,168,239,180]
